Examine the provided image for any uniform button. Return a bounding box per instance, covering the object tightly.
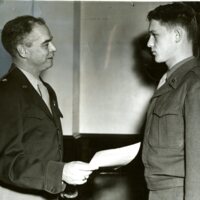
[171,78,176,83]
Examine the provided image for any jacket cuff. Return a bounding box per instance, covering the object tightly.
[44,160,65,194]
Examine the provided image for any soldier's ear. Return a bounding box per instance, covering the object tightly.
[174,27,183,43]
[16,44,28,58]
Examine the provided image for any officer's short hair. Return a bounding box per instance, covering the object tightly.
[1,15,46,57]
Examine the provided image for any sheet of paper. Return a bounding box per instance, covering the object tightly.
[89,142,141,168]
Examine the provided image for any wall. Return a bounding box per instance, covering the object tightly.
[79,2,157,135]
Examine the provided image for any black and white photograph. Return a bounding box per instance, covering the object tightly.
[0,1,200,200]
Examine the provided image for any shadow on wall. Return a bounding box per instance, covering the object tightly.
[0,30,11,77]
[131,32,167,87]
[130,32,168,138]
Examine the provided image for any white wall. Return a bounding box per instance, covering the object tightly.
[78,2,167,135]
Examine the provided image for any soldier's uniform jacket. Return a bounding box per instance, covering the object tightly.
[0,64,64,199]
[142,57,200,200]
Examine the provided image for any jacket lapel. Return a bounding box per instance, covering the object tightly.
[9,65,54,120]
[43,82,63,123]
[152,83,172,98]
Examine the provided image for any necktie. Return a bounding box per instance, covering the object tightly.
[157,73,167,89]
[37,82,52,113]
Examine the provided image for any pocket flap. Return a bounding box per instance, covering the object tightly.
[24,107,46,119]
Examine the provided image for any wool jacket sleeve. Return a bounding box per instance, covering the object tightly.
[0,80,65,195]
[184,74,200,200]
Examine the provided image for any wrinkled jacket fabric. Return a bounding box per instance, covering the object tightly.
[0,65,64,200]
[142,58,200,200]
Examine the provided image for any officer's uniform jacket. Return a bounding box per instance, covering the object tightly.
[0,64,64,199]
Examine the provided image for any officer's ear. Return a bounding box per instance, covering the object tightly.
[16,44,28,58]
[174,27,184,43]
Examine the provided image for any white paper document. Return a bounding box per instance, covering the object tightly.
[89,142,141,168]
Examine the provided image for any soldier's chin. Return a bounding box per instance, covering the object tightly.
[154,56,163,63]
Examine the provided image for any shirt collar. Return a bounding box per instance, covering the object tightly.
[17,67,41,93]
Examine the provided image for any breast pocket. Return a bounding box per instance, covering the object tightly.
[22,106,55,146]
[23,106,48,134]
[148,108,184,148]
